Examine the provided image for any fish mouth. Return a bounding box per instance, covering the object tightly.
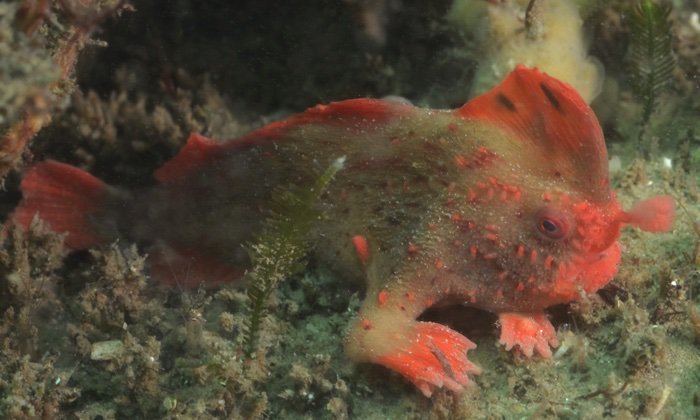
[572,242,622,294]
[549,242,622,302]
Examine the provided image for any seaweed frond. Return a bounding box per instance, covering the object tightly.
[242,157,345,359]
[627,0,675,145]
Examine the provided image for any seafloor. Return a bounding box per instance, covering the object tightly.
[1,0,699,419]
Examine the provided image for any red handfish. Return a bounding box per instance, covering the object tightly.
[12,66,675,396]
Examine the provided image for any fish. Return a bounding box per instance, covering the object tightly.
[11,65,675,397]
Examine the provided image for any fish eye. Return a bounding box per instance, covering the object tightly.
[535,208,569,240]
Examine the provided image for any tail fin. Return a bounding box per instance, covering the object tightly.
[12,160,112,249]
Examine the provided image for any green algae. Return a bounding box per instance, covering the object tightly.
[628,0,676,149]
[243,157,344,358]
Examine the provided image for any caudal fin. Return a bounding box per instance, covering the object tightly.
[12,160,112,249]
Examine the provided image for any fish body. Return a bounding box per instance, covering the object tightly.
[12,66,674,396]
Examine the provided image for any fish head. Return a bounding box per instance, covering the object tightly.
[456,66,674,307]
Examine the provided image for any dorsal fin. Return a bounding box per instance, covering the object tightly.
[155,99,410,184]
[457,65,609,202]
[154,133,226,184]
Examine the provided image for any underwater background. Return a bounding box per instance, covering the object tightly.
[1,0,699,418]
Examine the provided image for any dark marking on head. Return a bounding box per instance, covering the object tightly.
[540,82,563,113]
[496,93,516,112]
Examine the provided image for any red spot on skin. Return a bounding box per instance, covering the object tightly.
[352,235,370,264]
[454,154,468,167]
[484,233,498,242]
[513,190,522,201]
[467,220,476,230]
[447,123,458,132]
[483,252,497,260]
[485,224,498,231]
[405,292,416,301]
[452,212,462,222]
[498,271,508,281]
[516,244,526,257]
[425,298,434,307]
[467,188,477,202]
[435,258,445,269]
[454,147,497,170]
[470,245,478,257]
[479,146,495,156]
[527,275,536,284]
[530,249,538,263]
[378,290,388,305]
[486,188,495,201]
[574,201,590,215]
[407,242,419,255]
[544,255,554,269]
[516,282,526,292]
[542,192,552,202]
[361,319,372,330]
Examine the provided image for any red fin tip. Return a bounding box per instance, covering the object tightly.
[154,133,225,184]
[12,160,110,249]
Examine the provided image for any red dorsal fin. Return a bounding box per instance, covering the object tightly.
[154,133,225,184]
[155,99,410,184]
[457,65,609,202]
[249,98,407,137]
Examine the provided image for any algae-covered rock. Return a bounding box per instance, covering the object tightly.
[0,3,58,129]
